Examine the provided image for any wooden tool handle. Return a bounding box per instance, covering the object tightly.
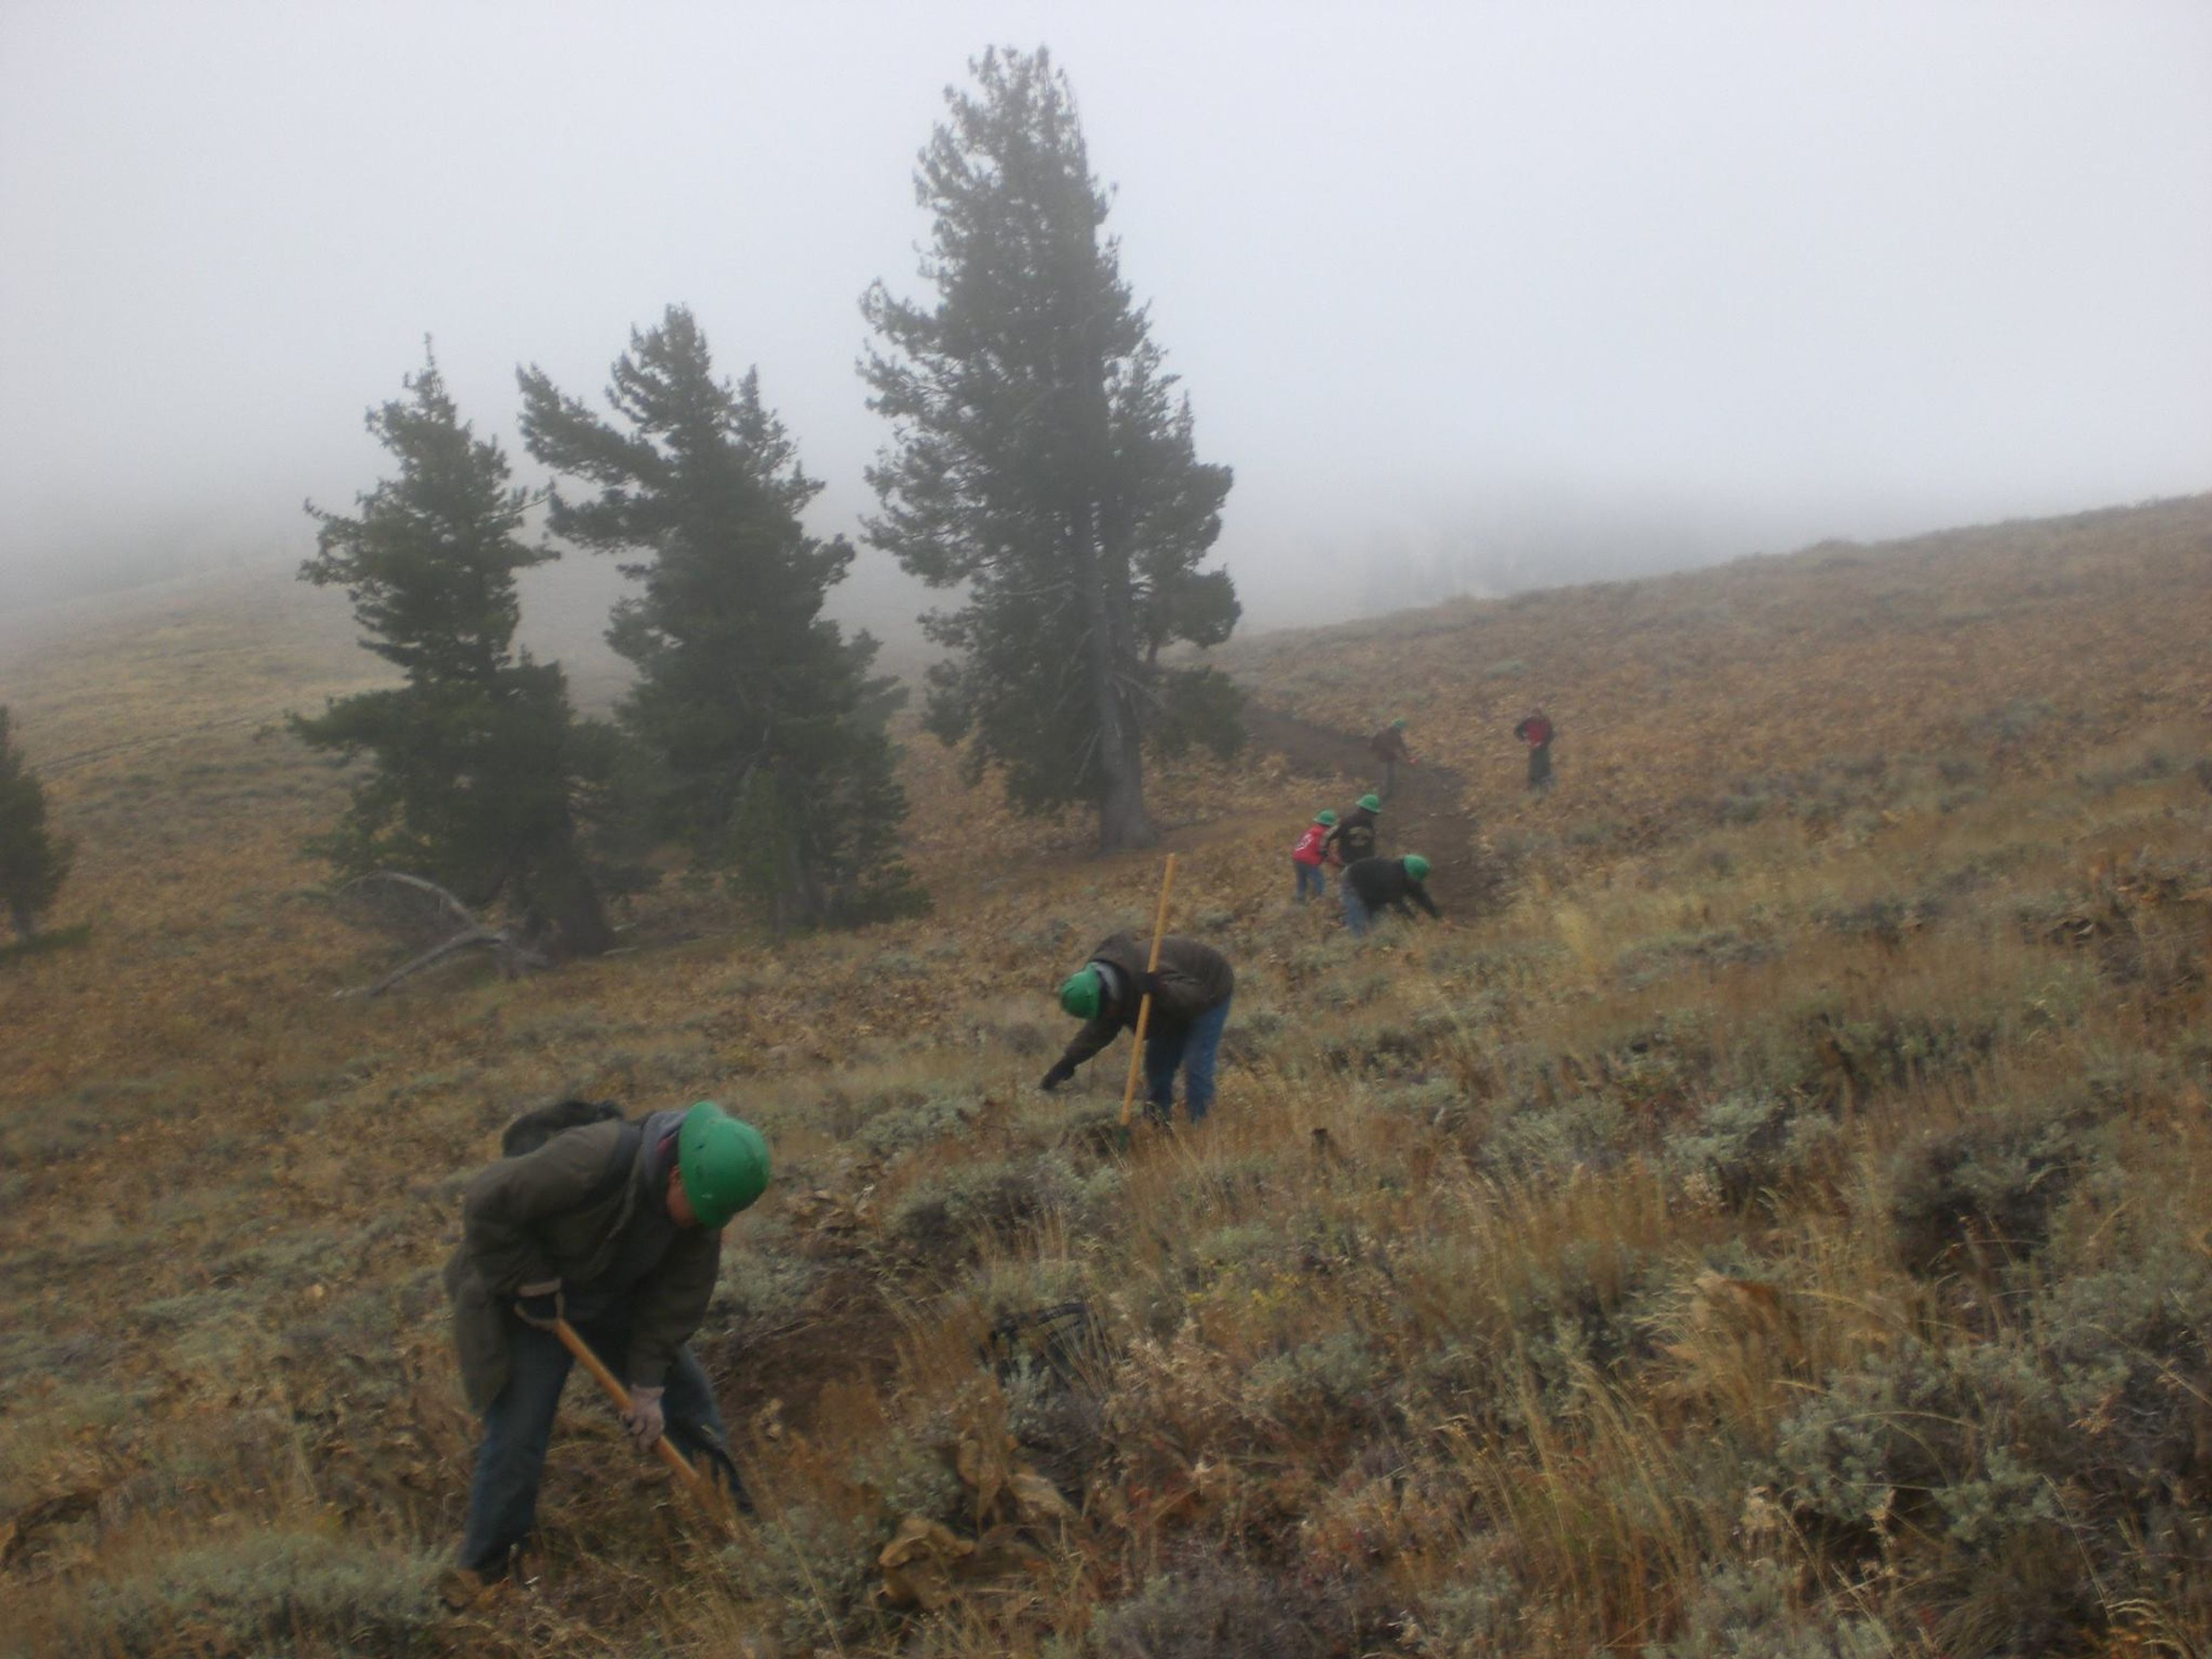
[550,1317,709,1495]
[1119,854,1179,1127]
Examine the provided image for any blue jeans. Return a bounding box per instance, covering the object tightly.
[1143,995,1231,1125]
[461,1315,737,1575]
[1294,861,1327,902]
[1343,889,1374,937]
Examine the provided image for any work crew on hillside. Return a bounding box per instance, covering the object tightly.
[1041,932,1235,1125]
[1324,793,1383,872]
[1342,853,1442,938]
[1291,809,1337,903]
[1369,718,1414,796]
[1515,708,1556,791]
[445,1099,770,1581]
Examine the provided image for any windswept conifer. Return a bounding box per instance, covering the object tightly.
[862,47,1241,852]
[294,347,621,955]
[520,308,922,929]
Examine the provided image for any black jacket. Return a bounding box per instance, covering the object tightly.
[1343,856,1441,921]
[1054,932,1234,1073]
[1323,805,1378,865]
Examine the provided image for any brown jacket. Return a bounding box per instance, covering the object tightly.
[1369,725,1411,763]
[1054,932,1234,1073]
[444,1113,720,1412]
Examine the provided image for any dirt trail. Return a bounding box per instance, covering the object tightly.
[1242,704,1490,916]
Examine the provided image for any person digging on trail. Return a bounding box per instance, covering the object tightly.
[1342,853,1442,938]
[1370,718,1414,797]
[1040,931,1235,1126]
[1291,809,1336,903]
[445,1098,771,1583]
[1515,708,1556,792]
[1323,793,1383,878]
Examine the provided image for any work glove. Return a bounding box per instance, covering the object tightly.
[1132,971,1164,1002]
[1039,1061,1075,1093]
[513,1281,565,1331]
[622,1385,665,1450]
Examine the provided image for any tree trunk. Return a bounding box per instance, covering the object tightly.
[1073,323,1154,855]
[1070,514,1154,853]
[536,860,616,957]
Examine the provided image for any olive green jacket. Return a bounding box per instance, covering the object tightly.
[1054,931,1236,1073]
[444,1116,721,1413]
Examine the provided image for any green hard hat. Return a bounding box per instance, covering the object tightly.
[677,1101,770,1228]
[1059,965,1103,1021]
[1359,793,1382,812]
[1403,854,1431,882]
[1315,809,1338,826]
[1391,717,1408,729]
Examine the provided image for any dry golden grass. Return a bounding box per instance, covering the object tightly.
[1,498,2209,1656]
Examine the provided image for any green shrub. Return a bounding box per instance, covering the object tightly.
[1666,1090,1842,1210]
[0,921,92,964]
[1886,1092,2098,1273]
[1090,1559,1331,1659]
[888,1152,1110,1266]
[1643,1559,1896,1658]
[1247,1330,1392,1434]
[713,1241,819,1328]
[855,1087,987,1160]
[1477,1092,1633,1179]
[70,1530,442,1657]
[718,1502,886,1651]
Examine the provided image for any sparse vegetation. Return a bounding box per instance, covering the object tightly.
[1,495,2209,1655]
[522,307,925,930]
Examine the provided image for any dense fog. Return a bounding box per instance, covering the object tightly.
[4,1,2209,644]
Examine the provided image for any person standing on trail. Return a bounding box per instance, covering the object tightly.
[1324,793,1383,874]
[1291,809,1336,903]
[1342,853,1442,938]
[1369,718,1414,796]
[445,1099,771,1582]
[1040,931,1235,1125]
[1515,709,1556,791]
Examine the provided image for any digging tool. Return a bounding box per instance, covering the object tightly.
[550,1317,730,1522]
[1119,853,1179,1127]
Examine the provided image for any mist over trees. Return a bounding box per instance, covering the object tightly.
[283,46,1255,938]
[863,46,1241,853]
[292,350,622,956]
[0,707,74,941]
[521,308,923,929]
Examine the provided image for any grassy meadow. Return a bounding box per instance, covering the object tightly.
[2,498,2210,1656]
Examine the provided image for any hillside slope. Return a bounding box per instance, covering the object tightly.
[1,497,2209,1656]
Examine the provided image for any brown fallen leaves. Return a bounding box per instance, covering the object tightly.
[874,1425,1081,1612]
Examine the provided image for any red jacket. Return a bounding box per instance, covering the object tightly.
[1291,823,1330,866]
[1516,714,1554,747]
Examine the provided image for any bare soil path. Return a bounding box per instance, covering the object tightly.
[1241,703,1492,916]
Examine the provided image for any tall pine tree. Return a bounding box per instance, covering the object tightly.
[294,347,619,956]
[0,707,74,940]
[519,307,922,929]
[862,46,1240,852]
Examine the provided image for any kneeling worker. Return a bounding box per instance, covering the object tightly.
[1342,853,1441,938]
[446,1099,771,1581]
[1041,931,1234,1125]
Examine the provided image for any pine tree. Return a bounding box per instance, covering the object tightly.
[862,46,1241,852]
[0,707,75,940]
[294,346,620,956]
[519,307,923,929]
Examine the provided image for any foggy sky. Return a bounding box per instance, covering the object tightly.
[3,1,2209,638]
